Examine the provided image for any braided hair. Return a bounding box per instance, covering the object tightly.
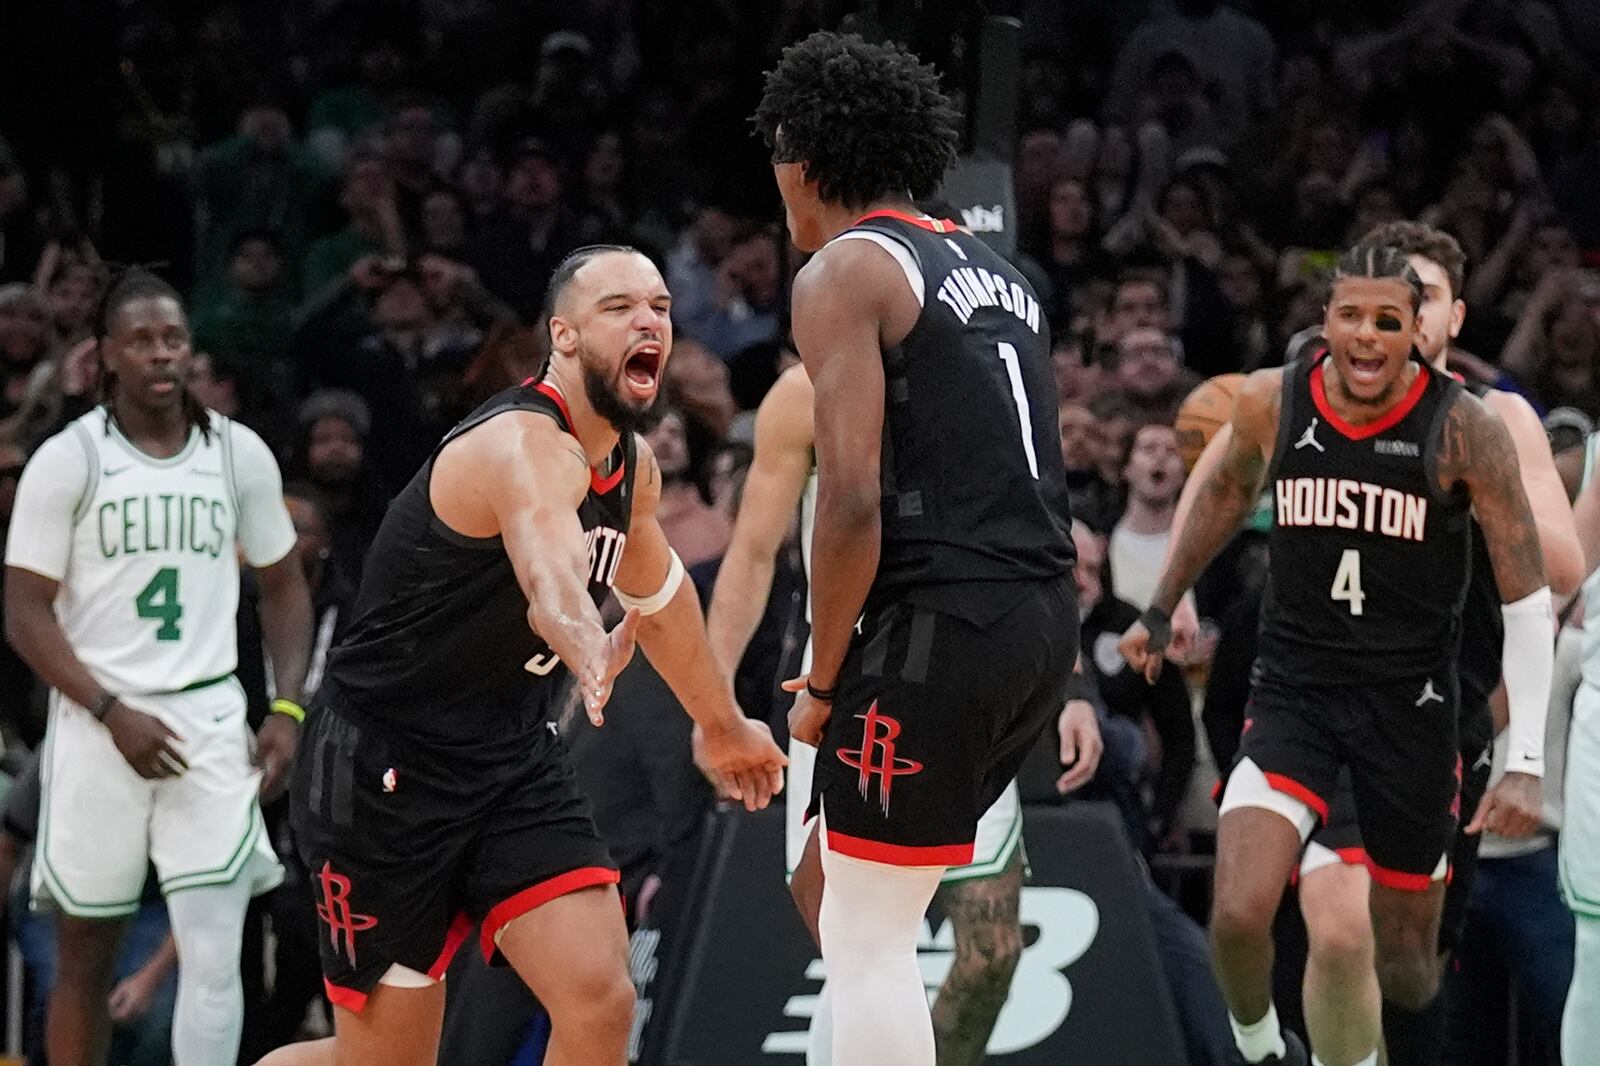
[96,268,212,442]
[1331,241,1424,313]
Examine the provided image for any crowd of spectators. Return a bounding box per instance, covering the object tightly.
[1,0,1598,1060]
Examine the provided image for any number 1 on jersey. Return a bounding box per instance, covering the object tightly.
[1331,549,1365,615]
[136,567,183,640]
[996,343,1040,479]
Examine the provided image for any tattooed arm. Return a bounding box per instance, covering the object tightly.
[1120,368,1281,681]
[1438,393,1550,606]
[1438,391,1553,835]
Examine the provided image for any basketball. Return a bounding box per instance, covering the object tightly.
[1174,373,1245,473]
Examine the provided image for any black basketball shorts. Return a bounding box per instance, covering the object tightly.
[1301,731,1491,949]
[1227,670,1460,890]
[808,577,1078,866]
[290,702,618,1010]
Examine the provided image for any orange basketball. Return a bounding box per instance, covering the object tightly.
[1174,373,1245,473]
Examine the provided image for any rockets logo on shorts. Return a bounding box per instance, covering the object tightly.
[316,862,379,966]
[836,701,923,815]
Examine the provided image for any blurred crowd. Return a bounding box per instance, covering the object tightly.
[1,0,1599,1061]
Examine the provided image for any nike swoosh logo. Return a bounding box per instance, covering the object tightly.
[103,466,133,477]
[191,470,222,478]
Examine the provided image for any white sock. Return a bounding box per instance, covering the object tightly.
[807,980,834,1065]
[1312,1056,1375,1066]
[1229,1001,1287,1063]
[818,843,944,1065]
[166,875,251,1066]
[1565,918,1600,1066]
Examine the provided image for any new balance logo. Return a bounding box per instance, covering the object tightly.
[1415,679,1444,706]
[836,701,922,815]
[1294,419,1325,452]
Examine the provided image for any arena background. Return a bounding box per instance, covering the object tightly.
[1,0,1598,1062]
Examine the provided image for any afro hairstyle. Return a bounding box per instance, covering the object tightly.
[753,31,961,209]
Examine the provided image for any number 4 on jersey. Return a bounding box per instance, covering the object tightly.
[135,567,183,640]
[1331,549,1365,616]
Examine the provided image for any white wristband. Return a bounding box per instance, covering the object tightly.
[1501,586,1553,778]
[615,549,685,616]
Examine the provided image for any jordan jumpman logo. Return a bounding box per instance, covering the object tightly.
[1415,679,1444,706]
[1295,418,1325,452]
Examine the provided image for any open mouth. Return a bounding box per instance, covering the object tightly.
[1348,354,1385,384]
[623,343,663,394]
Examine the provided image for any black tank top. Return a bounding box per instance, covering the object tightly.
[1455,381,1501,758]
[320,380,636,752]
[1257,353,1471,684]
[843,212,1075,619]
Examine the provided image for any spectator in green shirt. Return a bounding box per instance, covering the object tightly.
[192,229,297,403]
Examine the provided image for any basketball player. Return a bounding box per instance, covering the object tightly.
[756,33,1079,1066]
[1168,223,1583,1066]
[279,245,783,1066]
[708,364,1100,1065]
[4,270,313,1066]
[1563,433,1600,1064]
[1121,243,1555,1066]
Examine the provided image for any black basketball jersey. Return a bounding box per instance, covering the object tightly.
[840,211,1075,619]
[321,380,635,752]
[1455,381,1501,758]
[1257,353,1471,685]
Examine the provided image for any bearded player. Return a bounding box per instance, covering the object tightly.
[274,245,783,1066]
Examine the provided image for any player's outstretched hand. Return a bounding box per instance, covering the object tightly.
[1117,621,1164,684]
[1466,771,1543,838]
[103,702,187,779]
[254,713,298,802]
[1056,699,1104,794]
[697,716,786,812]
[580,607,641,726]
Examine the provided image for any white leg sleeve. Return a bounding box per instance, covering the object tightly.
[166,875,252,1066]
[818,844,943,1066]
[1564,917,1600,1065]
[807,980,834,1066]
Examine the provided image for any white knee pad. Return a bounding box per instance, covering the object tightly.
[1220,758,1319,841]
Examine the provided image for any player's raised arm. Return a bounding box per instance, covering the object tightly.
[612,438,785,811]
[479,412,632,722]
[1440,391,1553,835]
[706,364,814,675]
[1122,368,1281,681]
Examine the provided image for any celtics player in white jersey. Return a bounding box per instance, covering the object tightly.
[4,270,312,1066]
[707,363,1102,1066]
[1563,433,1600,1061]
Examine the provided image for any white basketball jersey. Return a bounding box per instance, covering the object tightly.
[7,408,295,695]
[1582,434,1600,691]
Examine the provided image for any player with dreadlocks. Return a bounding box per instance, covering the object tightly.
[4,268,312,1065]
[1121,241,1556,1066]
[757,32,1083,1066]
